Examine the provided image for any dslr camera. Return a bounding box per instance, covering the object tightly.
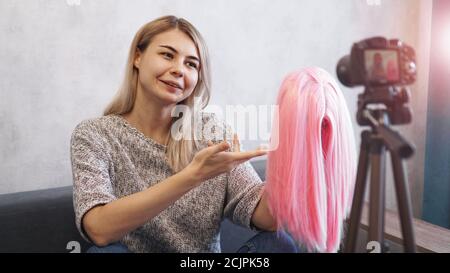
[337,37,416,87]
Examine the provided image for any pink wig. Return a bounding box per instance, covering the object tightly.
[265,67,357,252]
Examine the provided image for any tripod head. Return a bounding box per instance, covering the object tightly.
[357,85,415,159]
[357,85,412,126]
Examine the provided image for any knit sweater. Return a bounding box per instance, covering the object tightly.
[70,113,264,253]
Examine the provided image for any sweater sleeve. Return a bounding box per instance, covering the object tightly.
[70,120,117,243]
[224,160,265,230]
[203,114,265,230]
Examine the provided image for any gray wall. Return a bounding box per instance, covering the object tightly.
[0,0,432,218]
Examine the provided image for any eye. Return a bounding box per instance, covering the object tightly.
[161,52,173,59]
[186,61,198,69]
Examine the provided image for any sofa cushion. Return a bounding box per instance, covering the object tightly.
[0,186,89,253]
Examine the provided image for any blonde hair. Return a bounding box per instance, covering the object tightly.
[104,15,211,172]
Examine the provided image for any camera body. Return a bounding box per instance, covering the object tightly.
[337,37,416,87]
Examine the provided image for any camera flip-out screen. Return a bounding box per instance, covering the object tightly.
[364,49,399,83]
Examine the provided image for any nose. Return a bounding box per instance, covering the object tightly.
[171,70,182,78]
[170,62,184,78]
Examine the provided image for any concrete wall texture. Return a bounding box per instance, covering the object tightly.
[0,0,432,218]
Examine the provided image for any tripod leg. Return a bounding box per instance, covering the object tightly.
[368,137,386,252]
[344,131,371,253]
[390,153,417,253]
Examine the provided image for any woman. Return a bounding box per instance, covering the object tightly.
[70,15,298,253]
[369,52,386,82]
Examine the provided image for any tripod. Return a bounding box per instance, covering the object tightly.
[344,87,417,253]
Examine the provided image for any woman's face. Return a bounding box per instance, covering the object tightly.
[374,53,383,65]
[134,29,200,106]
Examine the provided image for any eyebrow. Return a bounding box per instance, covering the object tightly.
[159,45,200,63]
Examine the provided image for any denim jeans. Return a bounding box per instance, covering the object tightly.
[86,231,299,253]
[236,230,299,253]
[86,242,132,253]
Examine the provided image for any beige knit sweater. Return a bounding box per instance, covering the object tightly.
[70,113,264,253]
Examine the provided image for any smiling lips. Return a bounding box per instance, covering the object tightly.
[160,80,183,91]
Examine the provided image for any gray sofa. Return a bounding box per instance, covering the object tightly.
[0,160,267,253]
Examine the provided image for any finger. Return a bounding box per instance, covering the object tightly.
[207,141,230,155]
[228,149,267,161]
[233,133,241,152]
[256,143,269,151]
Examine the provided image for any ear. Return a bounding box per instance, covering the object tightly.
[134,49,142,69]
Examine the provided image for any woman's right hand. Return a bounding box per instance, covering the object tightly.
[184,135,267,187]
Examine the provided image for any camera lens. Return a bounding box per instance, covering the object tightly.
[336,55,353,87]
